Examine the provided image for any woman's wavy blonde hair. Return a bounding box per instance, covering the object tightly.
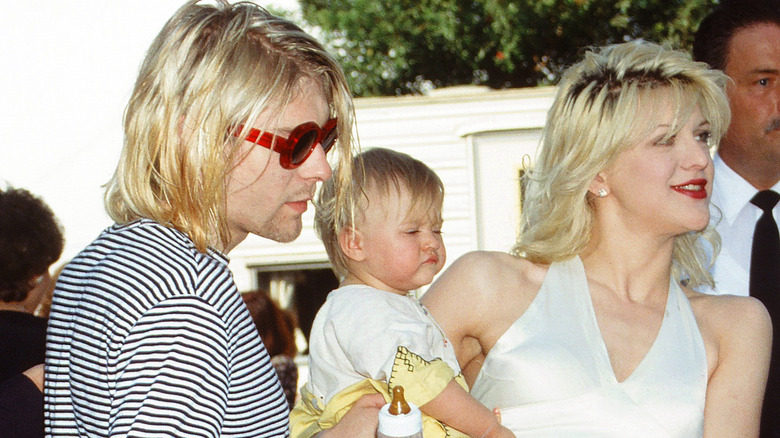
[512,41,730,289]
[104,0,356,252]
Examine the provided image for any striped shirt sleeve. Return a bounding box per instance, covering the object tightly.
[110,295,231,437]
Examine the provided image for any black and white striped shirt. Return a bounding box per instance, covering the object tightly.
[45,219,289,437]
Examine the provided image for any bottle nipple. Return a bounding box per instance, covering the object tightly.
[388,385,411,415]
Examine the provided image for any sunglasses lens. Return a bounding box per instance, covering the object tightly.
[321,127,338,154]
[291,129,319,165]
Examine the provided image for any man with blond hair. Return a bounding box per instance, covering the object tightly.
[44,1,380,437]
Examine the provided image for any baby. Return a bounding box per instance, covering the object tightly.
[291,147,512,438]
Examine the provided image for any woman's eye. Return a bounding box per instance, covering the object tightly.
[656,135,676,146]
[695,131,712,144]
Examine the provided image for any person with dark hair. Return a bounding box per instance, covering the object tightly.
[0,187,63,438]
[693,2,780,435]
[43,1,381,437]
[242,290,299,408]
[0,186,63,382]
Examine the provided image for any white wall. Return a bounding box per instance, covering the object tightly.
[472,128,542,252]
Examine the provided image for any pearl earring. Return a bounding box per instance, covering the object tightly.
[597,188,608,198]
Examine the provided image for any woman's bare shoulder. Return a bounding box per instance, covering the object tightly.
[423,251,550,374]
[685,288,769,320]
[685,288,771,343]
[426,251,547,314]
[435,251,546,298]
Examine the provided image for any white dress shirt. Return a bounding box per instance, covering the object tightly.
[703,154,780,296]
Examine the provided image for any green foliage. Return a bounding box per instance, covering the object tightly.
[299,0,719,96]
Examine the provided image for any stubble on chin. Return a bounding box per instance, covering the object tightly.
[257,214,303,243]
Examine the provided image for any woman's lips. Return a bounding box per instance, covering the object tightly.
[671,179,708,199]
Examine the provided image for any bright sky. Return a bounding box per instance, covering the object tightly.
[0,0,300,262]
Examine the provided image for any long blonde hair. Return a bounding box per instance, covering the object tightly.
[104,0,356,252]
[513,41,730,288]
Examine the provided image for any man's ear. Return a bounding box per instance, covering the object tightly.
[338,227,366,262]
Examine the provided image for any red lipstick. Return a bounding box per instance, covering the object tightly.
[671,179,708,199]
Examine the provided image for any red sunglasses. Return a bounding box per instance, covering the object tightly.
[234,118,338,169]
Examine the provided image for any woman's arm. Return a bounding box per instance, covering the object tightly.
[423,251,541,384]
[699,295,771,437]
[422,252,503,377]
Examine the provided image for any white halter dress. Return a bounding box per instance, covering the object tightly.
[470,257,707,437]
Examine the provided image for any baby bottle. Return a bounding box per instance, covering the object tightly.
[377,385,423,438]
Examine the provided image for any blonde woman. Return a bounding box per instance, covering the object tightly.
[45,1,380,437]
[423,41,771,437]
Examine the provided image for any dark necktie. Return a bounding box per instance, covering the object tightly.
[751,190,780,298]
[751,190,780,438]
